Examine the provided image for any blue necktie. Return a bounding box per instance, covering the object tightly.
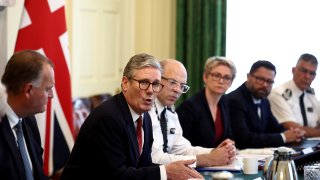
[16,120,34,180]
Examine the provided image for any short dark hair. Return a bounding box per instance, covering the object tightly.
[249,60,276,75]
[1,50,54,95]
[297,53,318,66]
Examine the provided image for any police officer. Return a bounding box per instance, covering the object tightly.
[269,53,320,137]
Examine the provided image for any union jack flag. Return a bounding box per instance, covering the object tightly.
[15,0,74,176]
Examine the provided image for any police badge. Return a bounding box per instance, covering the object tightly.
[281,88,292,100]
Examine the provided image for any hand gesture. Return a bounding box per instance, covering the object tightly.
[165,160,204,180]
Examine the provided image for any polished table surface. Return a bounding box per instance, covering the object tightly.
[199,139,319,179]
[200,170,304,180]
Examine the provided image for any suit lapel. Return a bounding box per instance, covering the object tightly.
[126,117,140,162]
[118,93,140,164]
[1,116,26,177]
[218,98,227,137]
[259,100,268,128]
[243,85,262,128]
[142,113,149,153]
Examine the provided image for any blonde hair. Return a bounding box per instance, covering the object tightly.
[204,56,237,80]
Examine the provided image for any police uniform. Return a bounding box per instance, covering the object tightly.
[149,98,211,166]
[268,80,320,127]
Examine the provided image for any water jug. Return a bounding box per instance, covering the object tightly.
[263,147,298,180]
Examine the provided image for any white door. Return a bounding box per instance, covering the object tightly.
[71,0,134,97]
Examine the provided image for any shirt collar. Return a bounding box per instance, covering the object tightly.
[290,80,304,95]
[5,104,20,129]
[252,97,261,104]
[127,104,144,123]
[155,98,166,113]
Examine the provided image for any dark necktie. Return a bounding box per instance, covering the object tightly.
[136,116,143,154]
[160,108,168,152]
[299,93,308,126]
[16,120,34,180]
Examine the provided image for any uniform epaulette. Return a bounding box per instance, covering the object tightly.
[281,88,292,100]
[306,87,315,95]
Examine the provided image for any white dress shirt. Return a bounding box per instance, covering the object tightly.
[150,99,212,167]
[269,80,320,127]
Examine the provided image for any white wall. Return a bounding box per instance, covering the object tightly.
[0,8,7,76]
[226,0,320,97]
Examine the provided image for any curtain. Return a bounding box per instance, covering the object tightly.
[176,0,227,105]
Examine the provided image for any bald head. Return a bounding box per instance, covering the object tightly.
[160,59,187,79]
[158,59,188,106]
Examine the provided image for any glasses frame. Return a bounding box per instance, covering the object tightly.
[129,78,164,92]
[250,74,275,85]
[208,72,233,84]
[161,76,190,93]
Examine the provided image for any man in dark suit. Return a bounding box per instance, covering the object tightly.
[0,50,54,180]
[60,53,203,180]
[227,60,305,149]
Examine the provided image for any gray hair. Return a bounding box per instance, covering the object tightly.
[297,53,318,66]
[123,53,162,78]
[1,50,54,95]
[204,56,237,80]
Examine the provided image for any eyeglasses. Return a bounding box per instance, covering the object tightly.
[161,77,190,93]
[251,74,275,85]
[208,73,233,84]
[129,78,164,92]
[297,67,316,76]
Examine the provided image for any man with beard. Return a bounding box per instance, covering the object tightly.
[227,60,305,149]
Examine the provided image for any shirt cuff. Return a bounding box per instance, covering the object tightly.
[280,133,286,143]
[190,155,197,167]
[160,165,167,180]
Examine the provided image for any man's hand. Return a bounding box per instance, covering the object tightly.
[196,139,237,167]
[165,160,204,180]
[284,127,306,143]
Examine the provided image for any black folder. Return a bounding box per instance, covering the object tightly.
[288,139,320,173]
